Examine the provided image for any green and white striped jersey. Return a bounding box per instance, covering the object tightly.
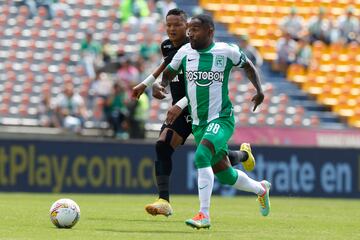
[167,42,248,126]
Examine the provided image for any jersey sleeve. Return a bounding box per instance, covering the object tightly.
[228,44,248,68]
[160,40,167,57]
[167,48,185,73]
[163,51,176,65]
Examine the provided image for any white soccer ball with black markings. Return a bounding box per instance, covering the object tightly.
[50,198,80,228]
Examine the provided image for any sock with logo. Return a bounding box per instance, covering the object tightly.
[198,167,214,218]
[232,169,265,195]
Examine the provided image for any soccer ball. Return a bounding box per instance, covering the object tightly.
[49,198,80,228]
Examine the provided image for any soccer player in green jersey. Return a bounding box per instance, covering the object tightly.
[158,14,271,229]
[132,9,256,217]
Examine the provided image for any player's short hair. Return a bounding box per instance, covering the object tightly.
[166,8,188,22]
[191,14,215,30]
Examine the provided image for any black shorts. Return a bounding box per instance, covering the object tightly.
[160,111,192,145]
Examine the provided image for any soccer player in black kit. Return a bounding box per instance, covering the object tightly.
[132,8,255,217]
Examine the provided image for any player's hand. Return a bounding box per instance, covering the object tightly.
[251,91,264,112]
[152,82,167,100]
[131,83,147,100]
[165,105,182,125]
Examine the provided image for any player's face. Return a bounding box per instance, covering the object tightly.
[166,15,187,43]
[188,19,213,50]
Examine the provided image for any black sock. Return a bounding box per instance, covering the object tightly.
[157,175,170,202]
[228,150,249,166]
[155,141,174,202]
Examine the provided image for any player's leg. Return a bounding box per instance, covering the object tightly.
[208,118,270,216]
[155,113,192,201]
[227,149,248,165]
[156,128,184,201]
[145,113,192,216]
[185,119,232,229]
[185,128,214,229]
[186,117,270,228]
[213,153,271,216]
[145,128,183,216]
[227,143,256,171]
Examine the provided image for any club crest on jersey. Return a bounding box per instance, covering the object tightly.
[186,71,224,87]
[215,55,225,68]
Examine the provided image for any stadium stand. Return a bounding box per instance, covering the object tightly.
[0,0,356,138]
[0,0,163,135]
[287,42,360,128]
[199,0,356,129]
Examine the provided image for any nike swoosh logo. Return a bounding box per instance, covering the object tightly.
[199,185,208,190]
[188,58,195,62]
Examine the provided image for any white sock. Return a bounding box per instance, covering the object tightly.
[232,169,265,195]
[198,167,214,218]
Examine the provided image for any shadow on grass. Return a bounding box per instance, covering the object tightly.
[96,228,194,234]
[87,217,184,223]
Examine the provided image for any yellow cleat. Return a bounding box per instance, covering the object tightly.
[240,143,255,171]
[145,198,173,217]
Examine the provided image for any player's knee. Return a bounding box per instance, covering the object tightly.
[194,145,213,168]
[159,129,183,149]
[215,168,238,185]
[155,141,174,158]
[195,148,207,162]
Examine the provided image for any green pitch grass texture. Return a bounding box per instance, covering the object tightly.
[0,193,359,240]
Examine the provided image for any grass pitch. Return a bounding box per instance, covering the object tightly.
[0,193,359,240]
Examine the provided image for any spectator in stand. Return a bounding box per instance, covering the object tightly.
[136,57,156,97]
[327,16,341,44]
[156,0,177,19]
[280,7,304,41]
[140,35,160,60]
[310,115,320,127]
[101,36,116,65]
[35,0,54,20]
[14,0,37,18]
[89,72,113,103]
[119,0,150,23]
[117,58,140,95]
[128,92,149,139]
[38,93,61,128]
[238,34,263,67]
[104,83,129,139]
[53,0,72,17]
[116,47,127,64]
[55,83,88,134]
[307,7,331,44]
[337,6,359,44]
[275,31,297,73]
[80,31,102,79]
[294,37,312,69]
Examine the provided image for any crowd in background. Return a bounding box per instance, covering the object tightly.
[274,6,360,73]
[26,0,180,139]
[13,1,360,138]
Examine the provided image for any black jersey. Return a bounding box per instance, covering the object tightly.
[160,38,189,107]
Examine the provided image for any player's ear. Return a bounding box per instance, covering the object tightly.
[209,27,214,37]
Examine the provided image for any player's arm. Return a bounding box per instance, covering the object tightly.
[152,66,178,99]
[152,47,184,100]
[165,97,188,125]
[231,44,264,111]
[131,61,167,99]
[242,59,264,111]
